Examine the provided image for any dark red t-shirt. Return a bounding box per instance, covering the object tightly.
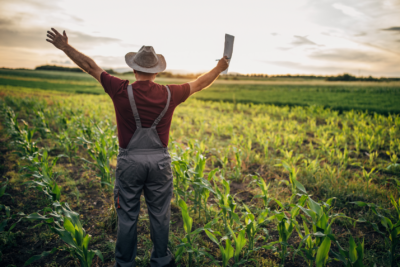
[100,71,190,148]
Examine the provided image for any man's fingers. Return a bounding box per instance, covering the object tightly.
[46,39,54,44]
[51,28,61,35]
[47,34,54,39]
[63,30,67,37]
[47,31,55,37]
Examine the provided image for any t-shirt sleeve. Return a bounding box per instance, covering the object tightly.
[100,71,129,99]
[169,83,191,106]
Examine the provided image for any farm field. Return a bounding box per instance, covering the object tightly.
[1,69,400,114]
[0,71,399,267]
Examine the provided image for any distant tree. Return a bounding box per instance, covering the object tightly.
[35,65,83,72]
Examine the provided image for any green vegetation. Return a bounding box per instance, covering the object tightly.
[35,65,84,73]
[0,69,399,266]
[1,69,400,114]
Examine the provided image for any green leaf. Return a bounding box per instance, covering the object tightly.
[205,229,219,245]
[354,239,364,267]
[223,239,234,266]
[235,229,247,261]
[294,179,307,194]
[63,217,75,235]
[82,234,91,250]
[93,249,104,262]
[178,199,193,234]
[24,247,57,266]
[349,235,358,263]
[316,236,331,267]
[308,198,322,217]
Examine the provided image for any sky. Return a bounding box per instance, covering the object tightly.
[0,0,399,76]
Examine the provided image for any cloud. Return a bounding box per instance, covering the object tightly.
[382,26,400,32]
[92,55,126,67]
[50,60,71,64]
[264,61,343,73]
[291,35,317,46]
[0,26,122,50]
[354,32,366,37]
[310,49,384,63]
[332,3,366,18]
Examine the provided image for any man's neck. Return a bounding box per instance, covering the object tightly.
[136,78,155,82]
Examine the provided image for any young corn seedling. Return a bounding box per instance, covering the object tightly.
[57,131,78,163]
[205,225,247,267]
[361,167,376,194]
[242,203,270,252]
[174,199,214,266]
[13,120,39,158]
[330,234,365,267]
[386,151,399,173]
[232,147,242,181]
[34,110,51,139]
[297,197,352,267]
[78,122,118,188]
[191,152,207,219]
[276,160,307,204]
[265,195,307,267]
[172,159,191,204]
[22,150,64,202]
[352,195,400,267]
[25,202,103,267]
[213,176,240,234]
[249,175,271,208]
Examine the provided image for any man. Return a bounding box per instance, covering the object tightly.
[46,28,228,267]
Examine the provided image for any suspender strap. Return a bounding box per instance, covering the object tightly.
[127,84,142,128]
[151,85,171,128]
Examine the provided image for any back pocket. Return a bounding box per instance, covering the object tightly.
[116,158,137,188]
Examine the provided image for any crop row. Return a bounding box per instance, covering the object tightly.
[0,93,399,266]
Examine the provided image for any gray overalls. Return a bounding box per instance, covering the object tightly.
[114,84,173,267]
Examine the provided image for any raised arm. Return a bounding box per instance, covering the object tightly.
[188,56,229,96]
[46,28,103,83]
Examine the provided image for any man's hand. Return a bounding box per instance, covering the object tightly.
[46,28,103,83]
[216,56,229,72]
[188,56,230,96]
[46,28,69,51]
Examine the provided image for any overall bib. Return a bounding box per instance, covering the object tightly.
[114,84,173,267]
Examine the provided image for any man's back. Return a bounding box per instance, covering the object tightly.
[101,72,190,148]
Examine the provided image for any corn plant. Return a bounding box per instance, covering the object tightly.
[352,195,400,267]
[232,147,242,181]
[172,158,191,204]
[33,110,51,139]
[249,175,271,208]
[276,160,307,204]
[57,131,78,163]
[265,195,307,267]
[78,122,118,188]
[22,150,64,202]
[205,225,248,267]
[242,203,270,252]
[361,167,376,193]
[25,202,103,267]
[4,110,40,158]
[330,235,365,267]
[174,199,214,266]
[297,197,352,266]
[213,176,240,233]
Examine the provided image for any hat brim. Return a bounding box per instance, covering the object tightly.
[125,52,167,73]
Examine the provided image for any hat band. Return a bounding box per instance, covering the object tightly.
[133,55,159,68]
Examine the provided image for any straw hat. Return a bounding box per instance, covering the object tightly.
[125,46,166,73]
